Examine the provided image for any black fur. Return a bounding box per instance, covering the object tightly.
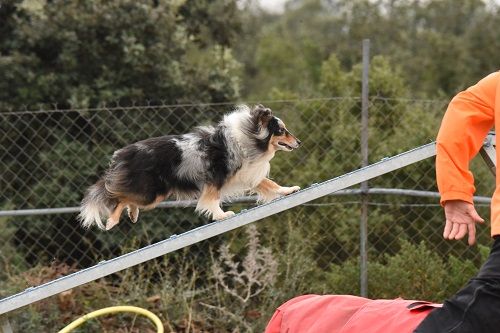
[105,136,200,205]
[206,126,233,189]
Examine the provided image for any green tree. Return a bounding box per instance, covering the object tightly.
[0,0,242,110]
[235,0,500,99]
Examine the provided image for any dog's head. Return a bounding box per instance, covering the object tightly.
[251,104,301,152]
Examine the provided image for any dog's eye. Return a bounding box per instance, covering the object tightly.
[276,128,285,135]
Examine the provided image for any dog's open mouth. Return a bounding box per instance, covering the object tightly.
[278,142,294,150]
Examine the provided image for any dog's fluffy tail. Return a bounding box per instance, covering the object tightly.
[78,179,117,230]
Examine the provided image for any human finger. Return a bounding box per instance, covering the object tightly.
[467,223,476,246]
[443,220,453,239]
[448,222,460,239]
[454,223,468,240]
[468,207,485,224]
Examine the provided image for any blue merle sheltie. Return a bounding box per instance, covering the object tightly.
[78,104,301,230]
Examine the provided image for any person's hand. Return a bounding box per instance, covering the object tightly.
[443,200,484,246]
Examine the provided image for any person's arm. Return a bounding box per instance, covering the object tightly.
[436,72,498,245]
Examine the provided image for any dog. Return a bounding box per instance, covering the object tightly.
[78,104,301,230]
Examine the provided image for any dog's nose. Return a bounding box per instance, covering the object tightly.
[296,139,302,146]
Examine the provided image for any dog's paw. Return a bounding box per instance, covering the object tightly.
[278,186,301,195]
[213,211,236,220]
[106,218,120,230]
[127,206,139,223]
[257,193,280,203]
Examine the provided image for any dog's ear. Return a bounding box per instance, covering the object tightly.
[253,104,273,124]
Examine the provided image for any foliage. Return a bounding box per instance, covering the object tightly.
[2,51,494,331]
[0,0,242,110]
[204,224,278,331]
[241,0,500,99]
[1,0,499,331]
[326,240,482,302]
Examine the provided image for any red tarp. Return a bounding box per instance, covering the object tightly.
[265,294,441,333]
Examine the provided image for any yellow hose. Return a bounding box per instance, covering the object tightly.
[58,305,164,333]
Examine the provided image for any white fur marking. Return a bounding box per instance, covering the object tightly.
[174,134,206,182]
[78,202,105,229]
[220,160,271,199]
[223,106,270,158]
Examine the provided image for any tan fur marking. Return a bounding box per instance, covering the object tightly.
[143,194,167,210]
[255,178,300,202]
[257,178,281,192]
[256,178,282,202]
[271,133,299,145]
[106,202,126,229]
[198,184,220,204]
[110,202,125,221]
[197,185,234,220]
[268,135,281,149]
[127,204,139,223]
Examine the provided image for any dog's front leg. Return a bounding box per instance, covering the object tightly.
[196,184,235,220]
[255,178,300,203]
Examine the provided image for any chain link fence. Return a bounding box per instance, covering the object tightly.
[0,97,495,331]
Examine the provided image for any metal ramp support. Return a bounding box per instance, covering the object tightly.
[480,132,496,176]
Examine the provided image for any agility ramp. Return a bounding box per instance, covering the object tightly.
[0,141,436,319]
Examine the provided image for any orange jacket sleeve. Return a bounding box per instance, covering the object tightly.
[436,72,498,205]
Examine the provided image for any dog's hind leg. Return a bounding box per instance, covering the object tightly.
[196,184,235,220]
[127,204,139,223]
[106,202,126,230]
[142,194,167,210]
[255,178,300,203]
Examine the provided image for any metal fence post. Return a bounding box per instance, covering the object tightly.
[480,132,496,176]
[360,38,370,297]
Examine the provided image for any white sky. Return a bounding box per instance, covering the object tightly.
[257,0,289,13]
[257,0,500,13]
